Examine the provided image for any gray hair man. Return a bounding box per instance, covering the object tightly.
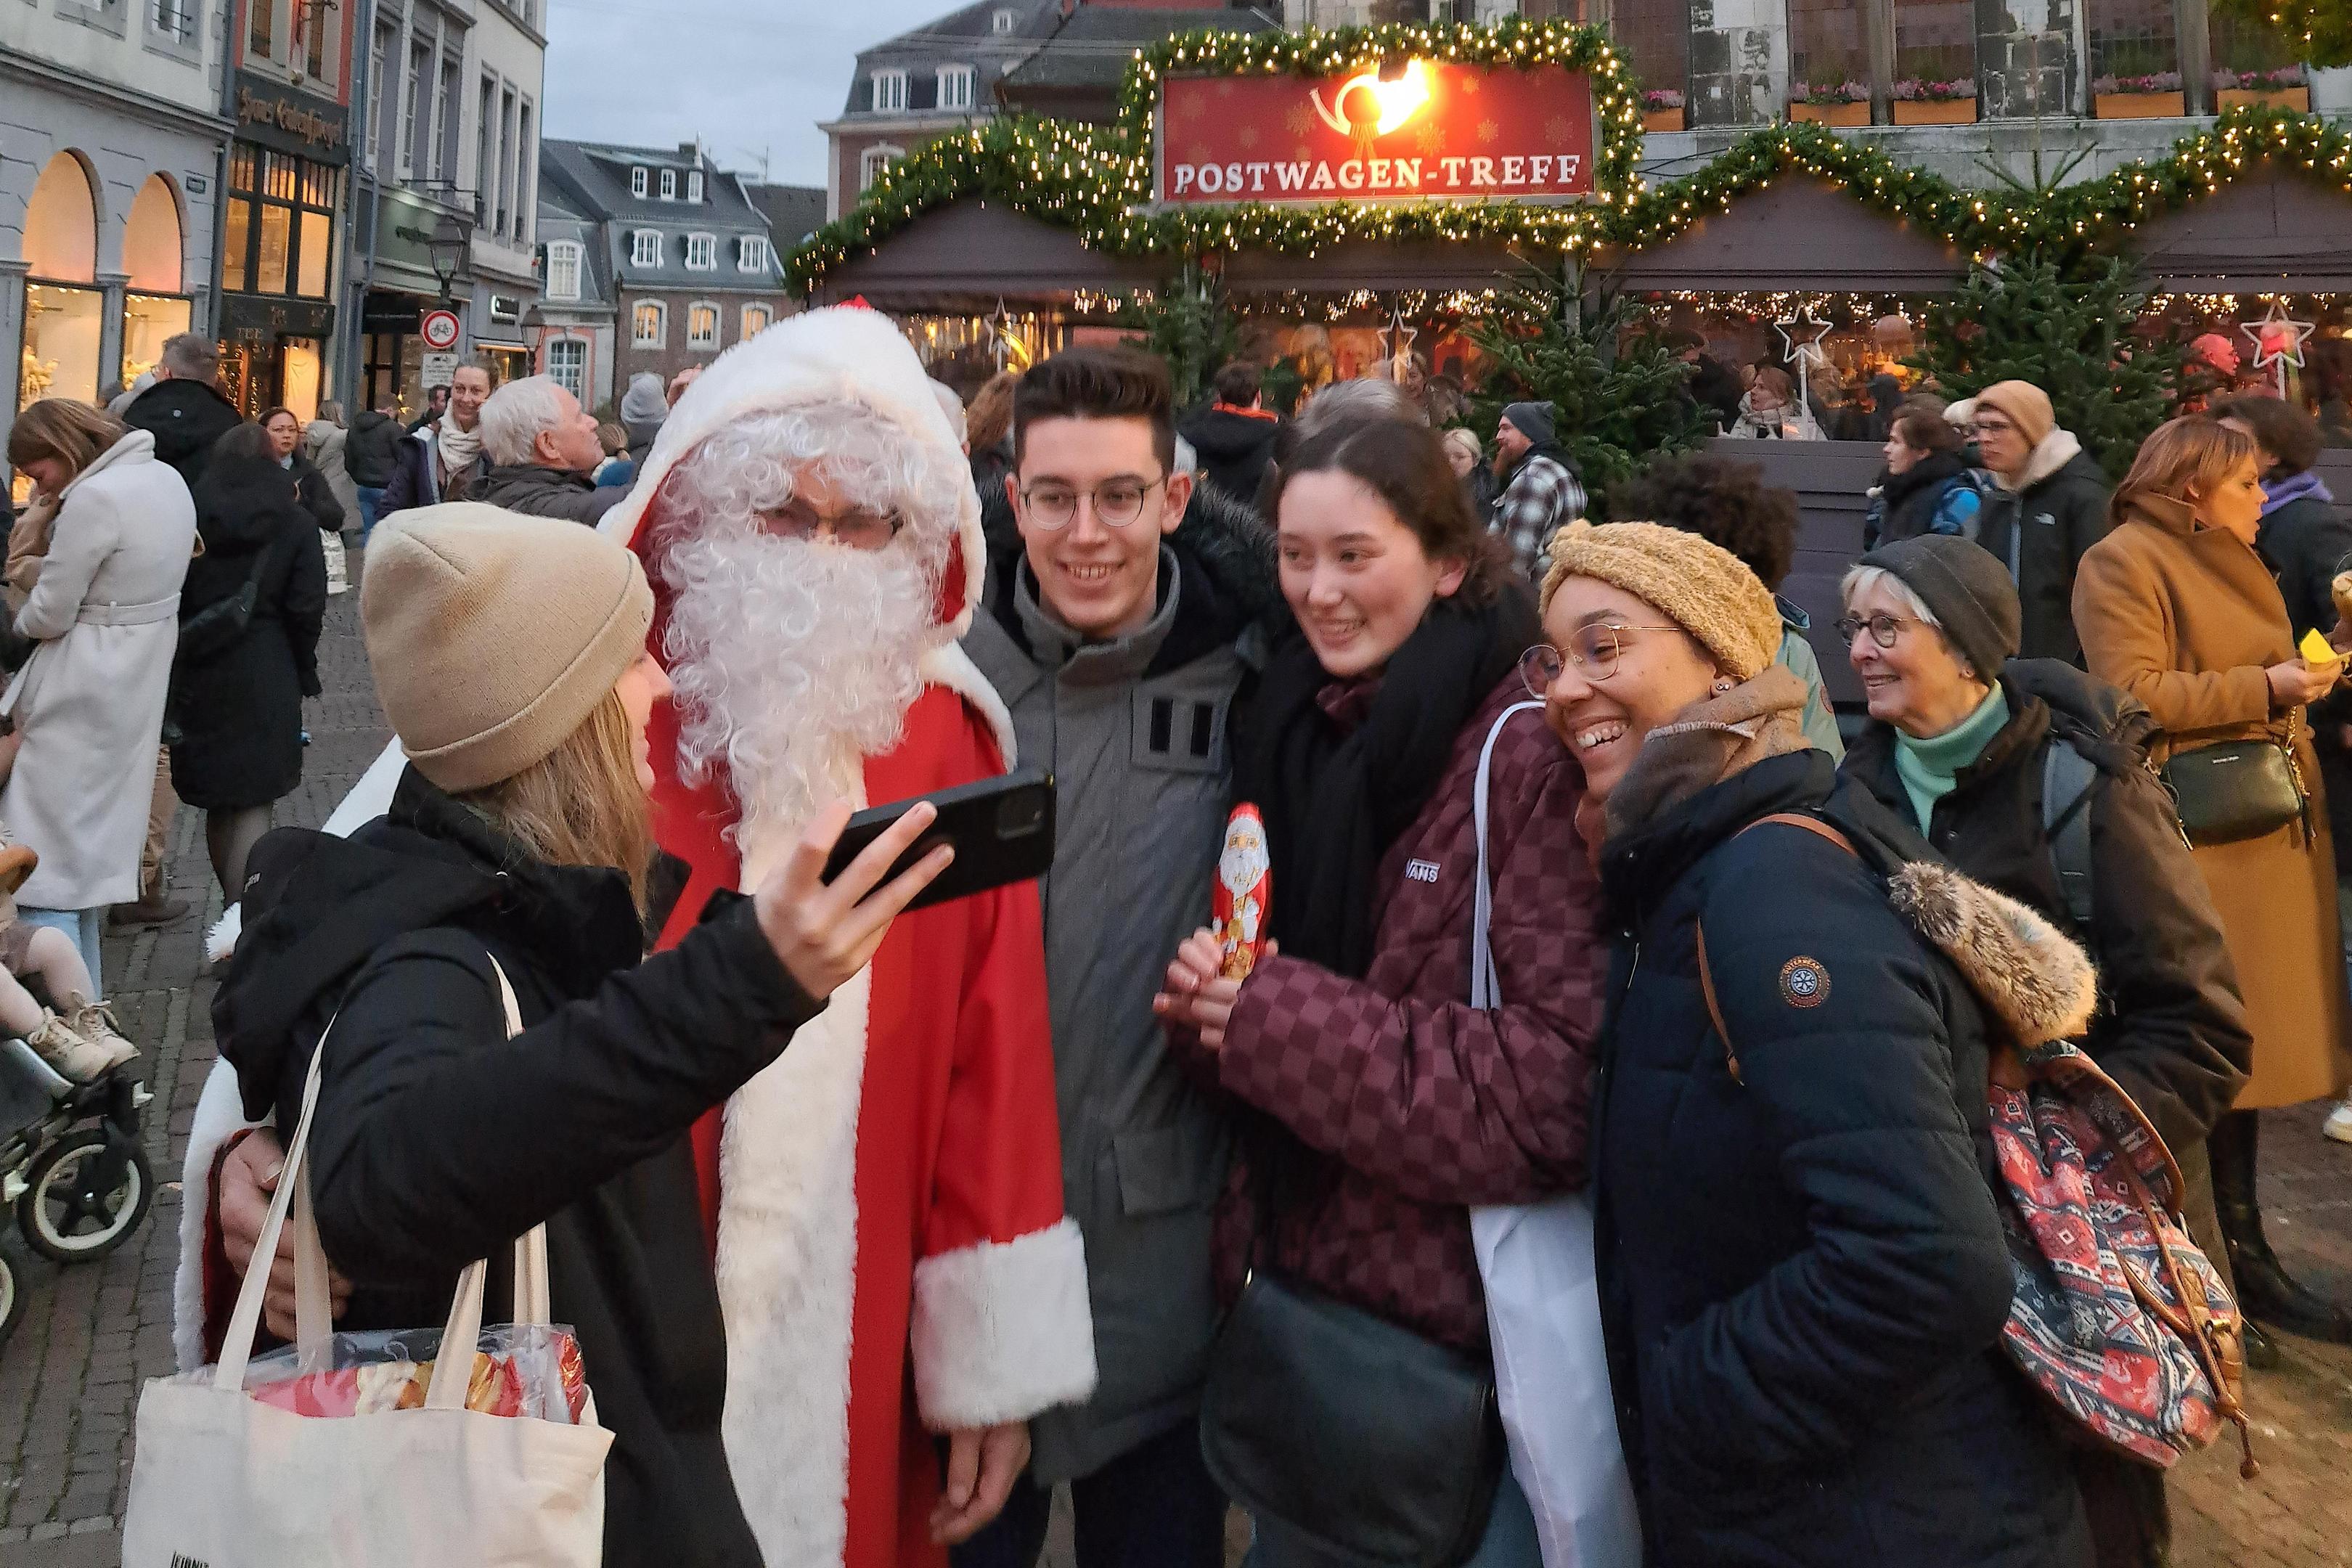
[120,330,242,491]
[469,374,626,526]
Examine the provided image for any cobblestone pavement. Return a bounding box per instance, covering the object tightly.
[0,555,2346,1567]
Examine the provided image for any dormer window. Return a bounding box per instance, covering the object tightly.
[871,69,908,113]
[738,235,772,273]
[685,232,717,271]
[992,7,1016,34]
[937,65,975,111]
[630,166,648,199]
[687,170,704,203]
[659,168,677,200]
[631,229,663,267]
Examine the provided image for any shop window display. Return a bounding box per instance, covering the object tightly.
[19,153,102,412]
[223,146,342,303]
[121,293,193,388]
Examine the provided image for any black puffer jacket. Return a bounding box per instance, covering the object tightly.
[1594,748,2090,1568]
[1869,450,1985,550]
[1177,405,1282,511]
[2254,481,2352,869]
[1842,663,2251,1154]
[287,453,346,534]
[1978,438,2112,665]
[216,769,819,1568]
[345,409,407,489]
[172,453,327,810]
[471,461,629,526]
[122,377,242,491]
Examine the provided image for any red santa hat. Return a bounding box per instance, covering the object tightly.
[598,305,987,637]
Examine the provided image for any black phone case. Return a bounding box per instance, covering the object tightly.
[819,766,1055,911]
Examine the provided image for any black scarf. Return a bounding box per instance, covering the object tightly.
[1230,586,1539,979]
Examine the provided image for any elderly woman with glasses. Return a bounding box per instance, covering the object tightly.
[1837,534,2252,1567]
[1156,417,1605,1567]
[1535,520,2094,1568]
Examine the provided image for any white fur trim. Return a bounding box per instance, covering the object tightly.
[597,306,987,635]
[173,1058,259,1371]
[920,643,1017,767]
[910,1217,1098,1432]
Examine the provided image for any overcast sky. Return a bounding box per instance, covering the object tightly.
[542,0,950,188]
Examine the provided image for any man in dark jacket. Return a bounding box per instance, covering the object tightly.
[406,383,449,432]
[1670,331,1744,433]
[380,362,491,518]
[121,332,242,491]
[957,346,1274,1568]
[1964,380,2112,664]
[1177,362,1282,512]
[470,375,629,525]
[1489,399,1587,579]
[344,404,408,539]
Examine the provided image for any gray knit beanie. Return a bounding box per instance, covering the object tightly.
[1500,401,1556,448]
[1857,534,2020,679]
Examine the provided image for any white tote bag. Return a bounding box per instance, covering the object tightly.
[1465,703,1643,1568]
[124,957,613,1567]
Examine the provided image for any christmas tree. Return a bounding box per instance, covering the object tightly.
[1908,253,2184,478]
[1467,285,1712,518]
[1111,265,1241,412]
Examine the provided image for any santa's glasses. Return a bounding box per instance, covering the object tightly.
[756,499,903,551]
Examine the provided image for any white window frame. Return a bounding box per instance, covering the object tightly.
[870,68,907,112]
[936,65,976,111]
[738,235,770,274]
[630,229,663,268]
[632,299,666,348]
[741,303,772,339]
[630,166,648,199]
[685,301,720,351]
[544,337,587,399]
[659,168,677,200]
[859,144,903,192]
[687,170,704,203]
[993,7,1016,35]
[544,240,583,301]
[684,232,717,271]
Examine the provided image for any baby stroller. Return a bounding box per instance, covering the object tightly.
[0,1032,152,1345]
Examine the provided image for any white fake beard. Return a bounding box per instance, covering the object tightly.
[661,531,935,848]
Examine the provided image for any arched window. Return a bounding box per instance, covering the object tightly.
[25,152,99,285]
[20,152,103,410]
[121,173,193,390]
[632,300,666,348]
[686,302,719,350]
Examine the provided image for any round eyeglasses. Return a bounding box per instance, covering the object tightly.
[1834,612,1922,650]
[1519,624,1685,696]
[1017,475,1166,530]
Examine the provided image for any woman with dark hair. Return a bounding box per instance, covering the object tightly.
[1866,396,1987,550]
[173,423,328,916]
[1156,417,1606,1568]
[2308,338,2352,446]
[2075,417,2352,1345]
[261,407,346,537]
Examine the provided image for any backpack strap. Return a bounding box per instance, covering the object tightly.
[1694,813,1859,1083]
[2041,738,2099,931]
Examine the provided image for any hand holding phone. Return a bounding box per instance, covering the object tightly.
[820,768,1055,913]
[757,799,954,1001]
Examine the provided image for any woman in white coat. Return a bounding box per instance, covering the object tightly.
[3,401,199,991]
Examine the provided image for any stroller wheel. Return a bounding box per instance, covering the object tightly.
[0,1245,19,1346]
[18,1129,152,1263]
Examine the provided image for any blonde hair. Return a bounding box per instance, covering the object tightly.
[2110,417,2260,528]
[457,687,653,908]
[966,370,1018,454]
[7,398,126,478]
[1440,427,1482,465]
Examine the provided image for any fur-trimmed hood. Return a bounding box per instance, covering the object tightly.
[1888,860,2098,1048]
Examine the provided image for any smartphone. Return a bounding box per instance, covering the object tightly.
[820,767,1055,912]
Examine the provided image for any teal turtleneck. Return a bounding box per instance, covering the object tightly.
[1892,684,2011,835]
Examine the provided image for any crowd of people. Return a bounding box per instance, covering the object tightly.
[1,305,2348,1568]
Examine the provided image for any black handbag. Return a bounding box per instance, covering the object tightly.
[2160,737,2308,846]
[1198,1147,1504,1568]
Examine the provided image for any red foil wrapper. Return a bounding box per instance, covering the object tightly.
[1214,804,1272,981]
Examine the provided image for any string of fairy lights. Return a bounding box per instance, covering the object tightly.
[783,19,2352,301]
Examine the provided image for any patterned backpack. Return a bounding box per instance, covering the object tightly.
[1697,812,2258,1476]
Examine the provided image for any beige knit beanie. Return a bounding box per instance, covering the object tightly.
[1972,380,2056,449]
[1540,520,1783,681]
[362,503,655,792]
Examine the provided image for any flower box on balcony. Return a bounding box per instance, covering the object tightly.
[2216,86,2310,110]
[2095,90,2186,118]
[1892,96,1977,124]
[1643,107,1686,131]
[1791,101,1871,126]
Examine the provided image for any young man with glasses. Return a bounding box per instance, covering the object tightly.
[1957,380,2112,663]
[957,346,1278,1568]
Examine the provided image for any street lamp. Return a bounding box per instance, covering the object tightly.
[399,210,475,301]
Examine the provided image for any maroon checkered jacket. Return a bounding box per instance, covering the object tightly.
[1185,674,1606,1352]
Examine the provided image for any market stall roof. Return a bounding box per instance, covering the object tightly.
[1222,240,1564,297]
[1591,176,1967,293]
[809,198,1156,309]
[2129,166,2352,293]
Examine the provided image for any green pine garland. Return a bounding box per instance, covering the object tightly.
[2211,0,2352,69]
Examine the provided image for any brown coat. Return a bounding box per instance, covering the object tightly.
[2073,493,2352,1108]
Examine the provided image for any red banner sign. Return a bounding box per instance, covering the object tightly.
[1155,62,1598,207]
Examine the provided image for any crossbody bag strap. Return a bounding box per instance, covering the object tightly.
[1470,702,1545,1013]
[1694,813,1860,1085]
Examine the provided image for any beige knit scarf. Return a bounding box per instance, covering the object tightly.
[1597,664,1816,845]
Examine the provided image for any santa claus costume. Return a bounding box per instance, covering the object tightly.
[179,309,1095,1567]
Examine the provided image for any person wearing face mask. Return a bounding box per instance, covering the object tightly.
[1536,521,2094,1568]
[1863,397,1988,551]
[1156,417,1606,1568]
[2073,417,2352,1347]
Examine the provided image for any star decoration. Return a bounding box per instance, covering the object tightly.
[1774,306,1834,370]
[2240,298,2315,370]
[986,299,1018,370]
[1380,304,1418,383]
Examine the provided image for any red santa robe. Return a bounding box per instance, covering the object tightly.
[603,307,1096,1566]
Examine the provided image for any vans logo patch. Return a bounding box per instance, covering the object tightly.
[1780,957,1830,1008]
[1405,859,1441,883]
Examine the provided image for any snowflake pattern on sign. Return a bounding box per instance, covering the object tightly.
[1988,1040,2247,1470]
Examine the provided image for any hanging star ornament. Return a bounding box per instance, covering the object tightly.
[1773,306,1834,371]
[2240,298,2315,372]
[1380,304,1418,384]
[985,298,1018,370]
